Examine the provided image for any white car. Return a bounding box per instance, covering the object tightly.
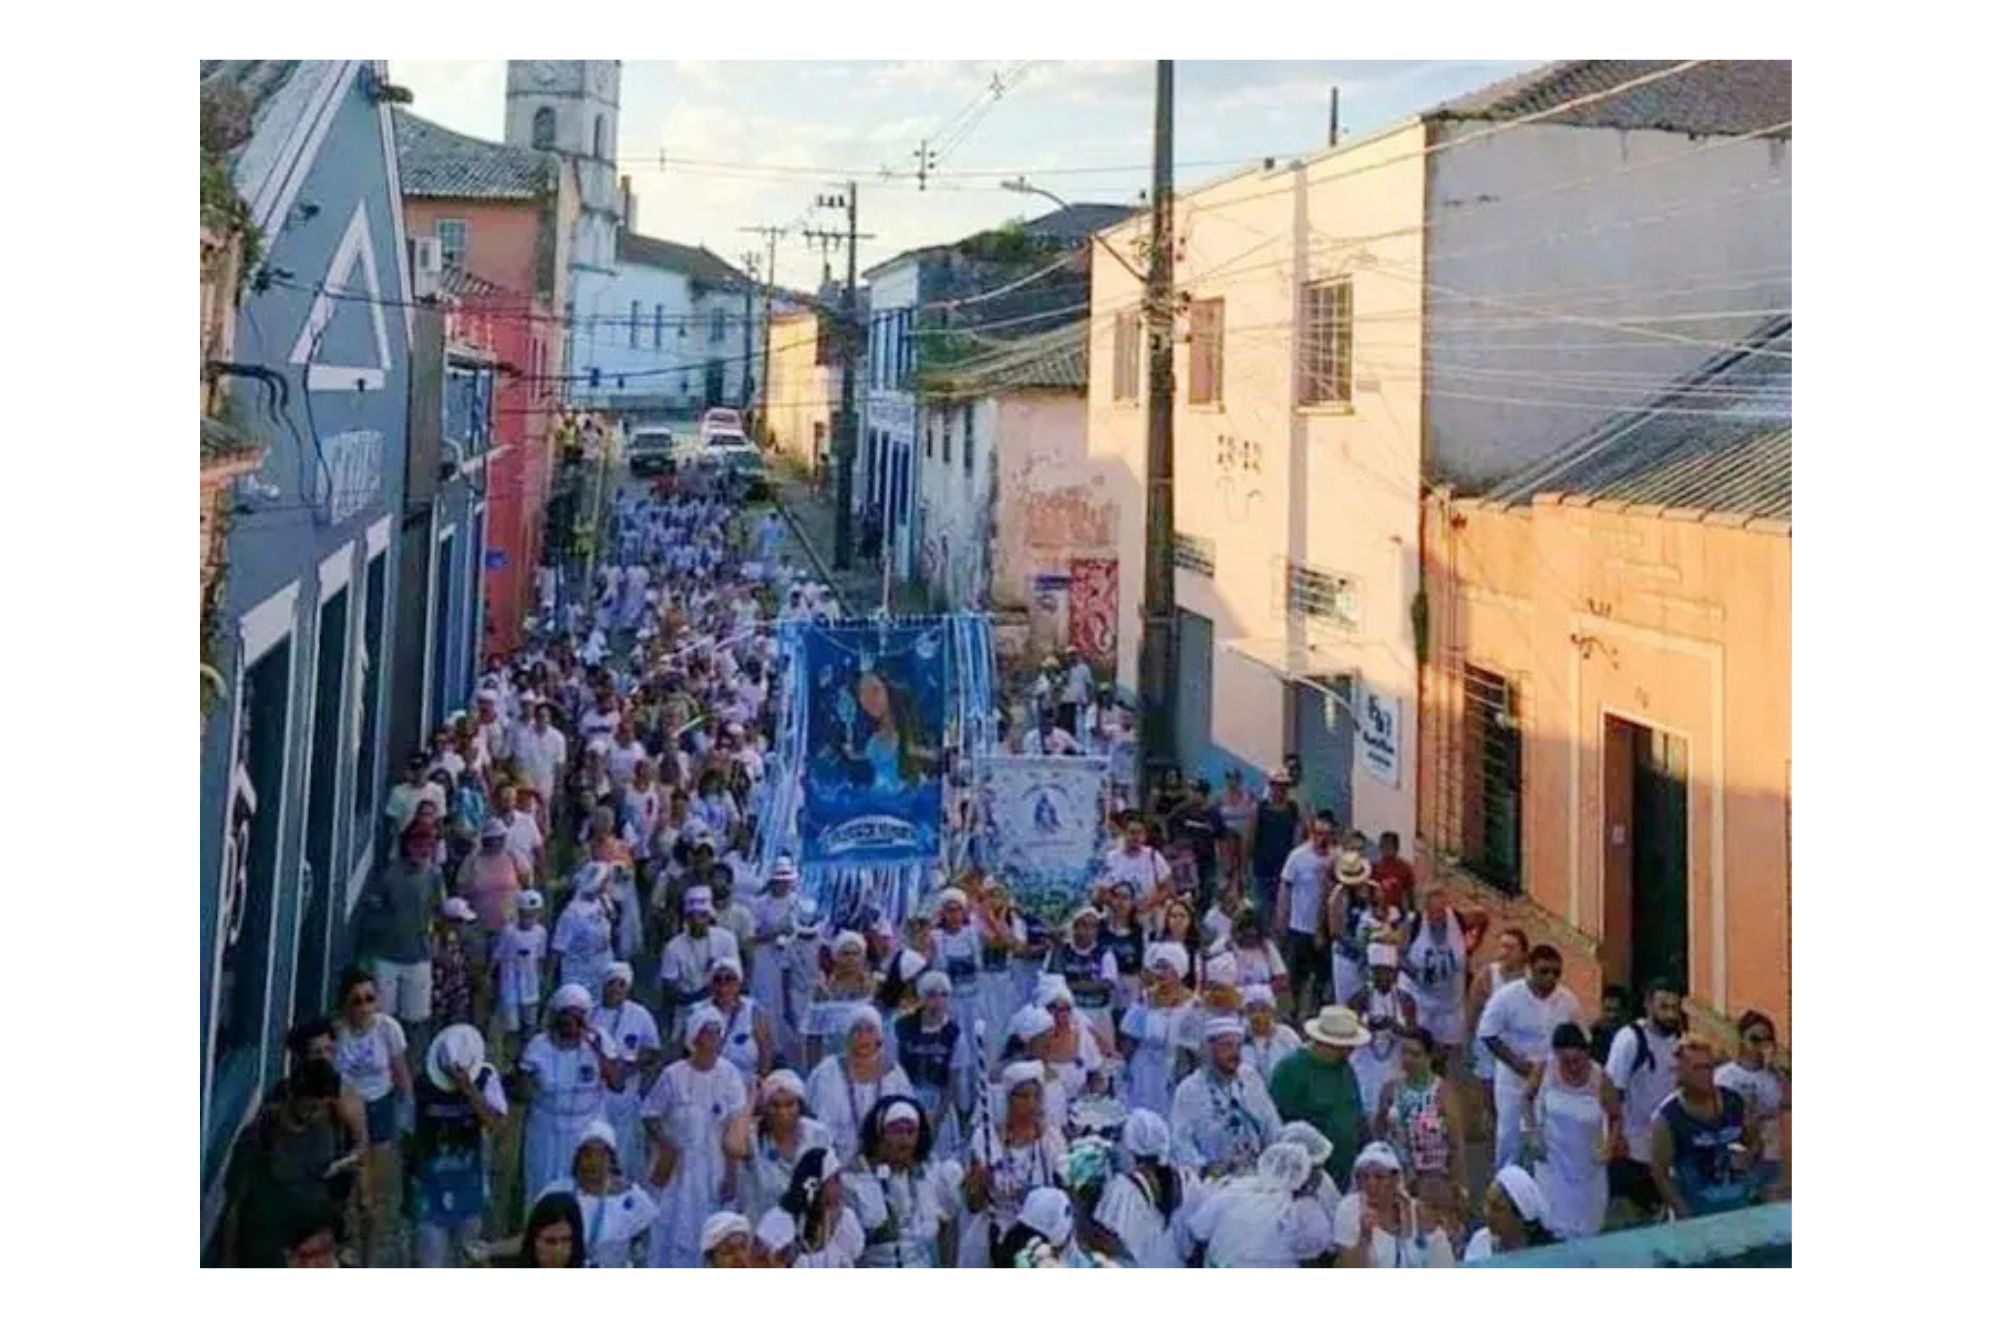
[699,408,744,445]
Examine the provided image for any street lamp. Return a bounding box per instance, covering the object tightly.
[1001,176,1148,286]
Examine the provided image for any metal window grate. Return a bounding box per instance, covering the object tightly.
[1462,664,1523,894]
[1285,561,1358,628]
[1299,278,1353,406]
[1188,298,1224,405]
[1173,531,1215,576]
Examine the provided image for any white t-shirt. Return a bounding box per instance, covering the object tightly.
[1232,941,1288,987]
[1714,1060,1785,1160]
[659,927,743,996]
[538,1178,660,1269]
[1107,846,1172,900]
[515,725,568,794]
[1605,1021,1681,1163]
[333,1014,408,1103]
[1331,1192,1456,1268]
[1279,844,1336,935]
[1475,981,1583,1099]
[500,810,544,874]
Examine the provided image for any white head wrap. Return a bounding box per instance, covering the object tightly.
[1367,943,1399,969]
[708,954,744,981]
[759,1068,806,1106]
[1146,942,1190,978]
[684,1003,726,1050]
[1122,1108,1171,1161]
[1243,983,1277,1010]
[1001,1060,1046,1095]
[843,1005,884,1045]
[1257,1141,1314,1194]
[916,970,953,998]
[700,1210,752,1255]
[893,950,929,985]
[832,929,867,955]
[1036,975,1075,1009]
[1354,1141,1404,1176]
[1494,1165,1548,1224]
[1007,1005,1055,1044]
[1018,1187,1074,1249]
[574,1118,619,1164]
[882,1099,923,1129]
[1202,1015,1246,1043]
[1277,1120,1334,1169]
[937,887,969,911]
[603,961,635,990]
[549,983,593,1015]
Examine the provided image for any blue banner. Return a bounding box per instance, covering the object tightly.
[983,755,1109,924]
[797,622,950,867]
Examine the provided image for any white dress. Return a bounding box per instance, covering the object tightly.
[792,1208,866,1268]
[958,1126,1068,1269]
[1532,1060,1609,1239]
[974,916,1028,1062]
[552,898,615,1001]
[1330,1192,1456,1268]
[537,1178,660,1268]
[702,996,765,1083]
[747,896,811,1064]
[590,999,662,1175]
[843,1160,966,1267]
[1119,1000,1196,1117]
[930,926,988,1057]
[805,1057,915,1164]
[1094,1169,1191,1267]
[640,1057,749,1267]
[738,1118,835,1221]
[520,1033,610,1212]
[1192,1179,1335,1268]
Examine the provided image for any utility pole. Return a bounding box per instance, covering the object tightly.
[740,224,783,430]
[807,183,868,571]
[1329,85,1341,146]
[913,140,935,192]
[1138,59,1177,798]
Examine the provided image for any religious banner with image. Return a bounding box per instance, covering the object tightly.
[1067,558,1119,668]
[983,755,1109,923]
[796,621,950,867]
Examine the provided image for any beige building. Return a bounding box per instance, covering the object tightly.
[763,307,839,478]
[1085,59,1790,847]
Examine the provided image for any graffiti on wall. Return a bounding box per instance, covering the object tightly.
[1023,488,1116,551]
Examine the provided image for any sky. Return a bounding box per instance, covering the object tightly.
[389,60,1538,292]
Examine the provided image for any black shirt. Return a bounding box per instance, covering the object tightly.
[1168,803,1227,872]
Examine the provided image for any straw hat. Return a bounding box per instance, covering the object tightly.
[1333,851,1373,886]
[425,1023,488,1092]
[1301,1004,1373,1049]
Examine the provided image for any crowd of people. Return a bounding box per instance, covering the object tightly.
[217,462,1789,1270]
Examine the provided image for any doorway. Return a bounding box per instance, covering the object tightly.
[1289,676,1353,830]
[1173,610,1214,783]
[297,585,349,1015]
[1603,716,1690,992]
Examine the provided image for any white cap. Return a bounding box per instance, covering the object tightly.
[441,897,476,923]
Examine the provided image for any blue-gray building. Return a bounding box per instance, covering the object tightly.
[198,60,426,1241]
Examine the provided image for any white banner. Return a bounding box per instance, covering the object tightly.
[1356,683,1401,788]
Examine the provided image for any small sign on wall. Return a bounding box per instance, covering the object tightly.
[1356,683,1400,788]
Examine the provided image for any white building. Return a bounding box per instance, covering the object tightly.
[1085,59,1791,842]
[572,230,754,418]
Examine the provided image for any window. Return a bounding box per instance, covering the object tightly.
[898,311,914,384]
[941,411,952,465]
[1112,309,1140,402]
[593,114,607,160]
[924,415,934,459]
[436,219,468,269]
[1285,560,1359,629]
[1173,531,1216,576]
[1187,298,1224,405]
[1462,666,1523,894]
[532,106,556,150]
[1300,278,1354,406]
[962,403,974,475]
[430,531,456,729]
[653,304,665,348]
[711,307,727,344]
[629,301,641,349]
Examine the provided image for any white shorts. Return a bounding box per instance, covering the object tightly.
[373,958,434,1023]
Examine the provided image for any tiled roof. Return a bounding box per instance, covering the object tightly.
[1484,316,1791,523]
[864,203,1137,279]
[440,264,514,299]
[1433,60,1791,138]
[393,109,550,200]
[923,319,1088,400]
[617,231,752,288]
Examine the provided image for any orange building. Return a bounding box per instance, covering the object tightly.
[1418,319,1791,1045]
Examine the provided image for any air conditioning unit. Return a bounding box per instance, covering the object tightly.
[409,236,442,300]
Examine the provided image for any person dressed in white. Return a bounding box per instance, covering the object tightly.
[1604,976,1684,1217]
[1169,1017,1283,1179]
[1274,818,1338,1014]
[1093,1108,1197,1267]
[514,703,569,814]
[806,1006,915,1164]
[738,1070,835,1222]
[1347,944,1419,1115]
[926,889,987,1055]
[1463,1165,1556,1263]
[844,1095,966,1267]
[1476,943,1583,1171]
[748,858,810,1063]
[1240,985,1303,1081]
[701,955,775,1083]
[536,1119,660,1268]
[641,1004,750,1267]
[1021,711,1083,756]
[1398,885,1470,1065]
[959,1060,1070,1268]
[779,1146,867,1268]
[519,984,625,1212]
[657,886,741,1046]
[1714,1010,1789,1200]
[1188,1141,1336,1268]
[1523,1022,1621,1239]
[550,866,617,1002]
[589,963,662,1175]
[1333,1142,1457,1268]
[1119,943,1198,1117]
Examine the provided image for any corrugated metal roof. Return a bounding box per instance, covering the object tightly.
[617,231,752,289]
[1434,60,1792,139]
[923,319,1088,400]
[393,109,549,200]
[1484,316,1791,523]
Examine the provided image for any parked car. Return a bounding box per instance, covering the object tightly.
[699,408,744,445]
[626,427,677,476]
[702,428,769,498]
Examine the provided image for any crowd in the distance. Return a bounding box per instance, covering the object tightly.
[217,462,1789,1269]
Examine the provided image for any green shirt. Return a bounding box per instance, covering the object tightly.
[1268,1050,1369,1191]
